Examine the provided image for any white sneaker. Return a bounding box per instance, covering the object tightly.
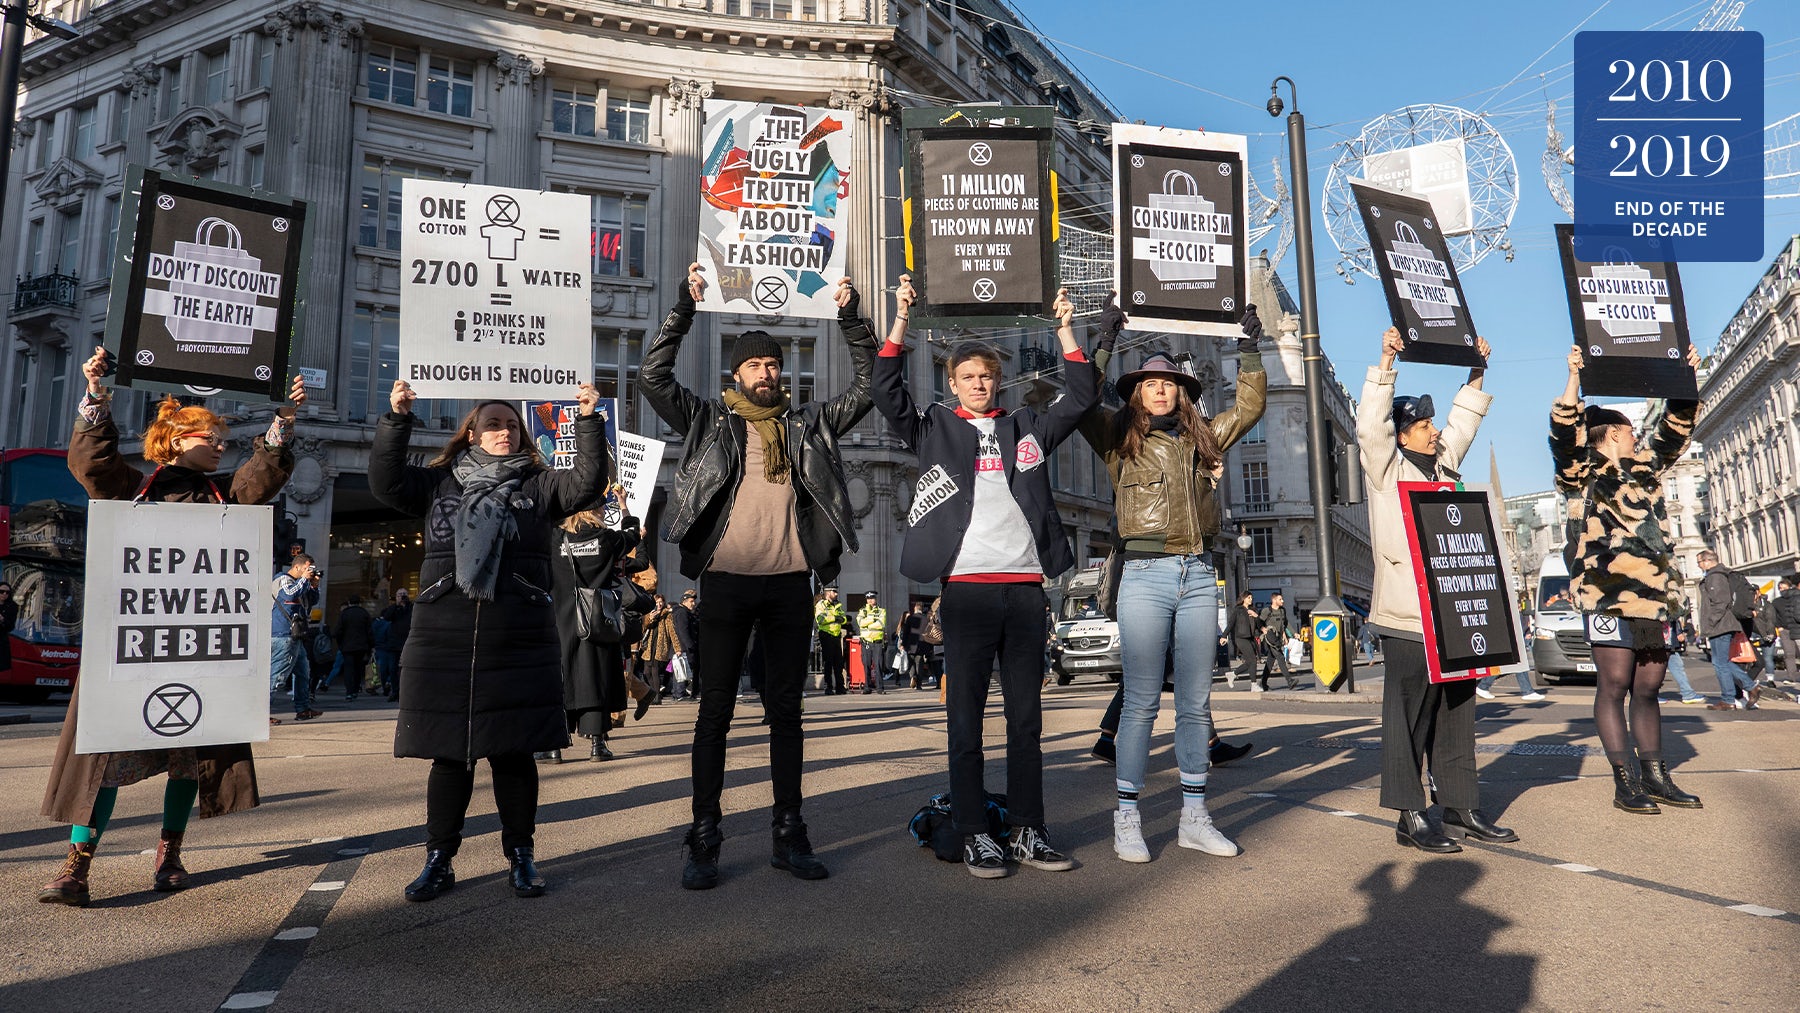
[1474,687,1496,700]
[1249,683,1265,693]
[1178,806,1240,857]
[1113,810,1151,863]
[1520,691,1546,702]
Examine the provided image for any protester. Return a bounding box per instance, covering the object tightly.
[330,595,373,701]
[1696,550,1759,711]
[370,377,608,902]
[1771,575,1800,688]
[547,501,651,765]
[1552,345,1704,814]
[375,589,413,702]
[855,591,889,694]
[1072,296,1265,861]
[271,555,322,721]
[672,590,700,700]
[1360,326,1516,853]
[1256,591,1301,693]
[643,263,874,890]
[813,587,849,694]
[873,274,1096,879]
[38,346,302,907]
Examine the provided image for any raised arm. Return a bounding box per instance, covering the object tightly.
[1355,328,1404,490]
[368,381,440,518]
[1076,295,1127,457]
[871,273,928,449]
[820,277,877,436]
[1549,345,1589,495]
[227,372,307,505]
[641,263,707,436]
[1646,345,1704,472]
[1210,306,1269,452]
[1036,288,1100,450]
[1435,336,1494,470]
[66,345,143,500]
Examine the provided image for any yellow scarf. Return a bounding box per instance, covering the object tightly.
[721,389,792,484]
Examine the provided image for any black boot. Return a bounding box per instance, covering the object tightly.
[1442,807,1519,843]
[1209,738,1253,766]
[1612,762,1662,815]
[507,847,546,898]
[770,813,830,881]
[682,818,723,891]
[591,737,613,761]
[405,849,456,902]
[1640,759,1702,808]
[1395,810,1461,853]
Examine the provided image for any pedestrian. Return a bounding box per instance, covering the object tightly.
[1361,326,1516,853]
[1073,296,1266,861]
[672,589,700,700]
[39,347,303,907]
[1771,575,1800,685]
[637,591,681,710]
[1751,592,1778,687]
[370,377,610,902]
[546,502,651,765]
[1553,345,1705,814]
[872,273,1097,879]
[375,589,413,702]
[900,601,928,689]
[855,591,889,694]
[1224,592,1260,690]
[1357,621,1379,662]
[330,595,373,702]
[1696,550,1759,710]
[271,556,323,721]
[643,263,874,890]
[1257,591,1301,692]
[813,587,849,694]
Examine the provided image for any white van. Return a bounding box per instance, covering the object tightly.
[1532,550,1595,682]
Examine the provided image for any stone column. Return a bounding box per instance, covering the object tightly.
[664,78,714,394]
[489,53,543,188]
[119,61,161,168]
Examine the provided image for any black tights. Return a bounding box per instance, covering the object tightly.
[425,754,538,856]
[1591,645,1667,763]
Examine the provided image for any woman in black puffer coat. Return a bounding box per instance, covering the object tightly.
[369,379,608,902]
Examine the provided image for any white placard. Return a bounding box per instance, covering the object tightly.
[609,431,667,528]
[697,100,854,319]
[399,181,592,399]
[75,500,274,753]
[1362,139,1475,237]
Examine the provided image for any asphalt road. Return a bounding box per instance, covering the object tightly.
[1,661,1796,1012]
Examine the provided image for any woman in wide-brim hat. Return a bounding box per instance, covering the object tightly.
[1076,300,1267,864]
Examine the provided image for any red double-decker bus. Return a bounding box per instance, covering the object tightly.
[0,449,86,703]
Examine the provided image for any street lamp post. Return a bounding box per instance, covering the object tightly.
[0,2,80,237]
[1268,75,1352,691]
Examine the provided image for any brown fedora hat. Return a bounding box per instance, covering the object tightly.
[1117,352,1203,403]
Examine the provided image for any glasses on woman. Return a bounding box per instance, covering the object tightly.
[177,432,227,448]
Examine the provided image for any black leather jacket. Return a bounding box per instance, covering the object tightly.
[641,302,876,583]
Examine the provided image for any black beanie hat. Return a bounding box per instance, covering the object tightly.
[1583,405,1631,430]
[729,330,784,373]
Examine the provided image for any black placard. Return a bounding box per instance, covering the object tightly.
[1114,138,1246,335]
[1399,485,1521,680]
[902,106,1056,327]
[102,166,310,403]
[1555,223,1697,399]
[1351,178,1482,368]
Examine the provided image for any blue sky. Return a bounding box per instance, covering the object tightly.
[1022,0,1800,495]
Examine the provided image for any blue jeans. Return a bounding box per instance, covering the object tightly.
[271,636,312,713]
[1708,633,1753,701]
[1666,650,1703,701]
[1114,554,1219,796]
[1477,671,1534,694]
[375,649,400,696]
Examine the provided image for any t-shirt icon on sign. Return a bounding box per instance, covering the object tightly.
[481,221,525,261]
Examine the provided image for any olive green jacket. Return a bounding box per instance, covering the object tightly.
[1078,348,1267,555]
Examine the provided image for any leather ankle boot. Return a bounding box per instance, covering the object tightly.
[1395,810,1461,853]
[1612,762,1661,815]
[682,818,723,891]
[405,849,457,902]
[507,847,546,897]
[1639,759,1702,808]
[38,842,95,907]
[153,830,189,891]
[1442,808,1519,843]
[770,813,830,881]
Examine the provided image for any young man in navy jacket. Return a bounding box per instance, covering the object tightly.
[872,274,1098,878]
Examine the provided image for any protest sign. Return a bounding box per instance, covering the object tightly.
[399,182,590,400]
[902,105,1057,328]
[1350,178,1483,368]
[1111,125,1247,337]
[610,431,667,528]
[1362,139,1475,236]
[522,398,663,528]
[1555,224,1698,399]
[696,101,853,319]
[525,399,617,472]
[103,166,310,402]
[1397,483,1526,683]
[75,500,273,752]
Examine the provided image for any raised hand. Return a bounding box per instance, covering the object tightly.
[686,262,707,303]
[834,276,859,318]
[390,379,417,416]
[82,345,112,395]
[1378,326,1405,369]
[575,381,600,416]
[1052,287,1074,330]
[279,373,308,419]
[1098,292,1126,353]
[896,273,917,314]
[1237,303,1264,353]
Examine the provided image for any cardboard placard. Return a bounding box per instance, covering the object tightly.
[398,181,591,399]
[696,101,854,319]
[521,398,664,530]
[1350,178,1483,368]
[1555,224,1697,399]
[102,167,310,402]
[901,105,1057,328]
[1111,125,1248,337]
[75,500,273,752]
[1397,483,1526,683]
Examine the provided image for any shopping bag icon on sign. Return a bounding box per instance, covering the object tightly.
[1146,170,1218,284]
[1390,221,1456,322]
[166,217,277,347]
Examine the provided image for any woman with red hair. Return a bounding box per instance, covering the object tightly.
[38,346,305,907]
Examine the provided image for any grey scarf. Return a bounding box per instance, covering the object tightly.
[450,450,534,601]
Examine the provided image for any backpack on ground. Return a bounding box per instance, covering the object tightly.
[907,791,1009,862]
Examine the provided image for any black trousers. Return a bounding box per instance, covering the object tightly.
[426,754,538,856]
[692,571,812,824]
[1259,640,1294,688]
[942,582,1047,835]
[1232,637,1258,679]
[819,633,846,693]
[861,640,888,692]
[1379,637,1479,812]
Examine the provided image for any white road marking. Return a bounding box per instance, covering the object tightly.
[1555,863,1598,873]
[307,881,346,892]
[220,993,278,1010]
[1329,810,1360,817]
[273,927,319,941]
[1727,904,1787,917]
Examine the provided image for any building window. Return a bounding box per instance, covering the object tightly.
[1241,419,1265,444]
[159,63,183,119]
[591,194,648,278]
[1247,525,1276,564]
[359,158,454,251]
[349,306,400,421]
[37,115,56,167]
[551,85,599,138]
[426,57,474,117]
[102,195,121,268]
[606,89,651,144]
[46,346,70,426]
[10,352,30,445]
[244,149,264,190]
[109,91,129,143]
[72,103,97,159]
[57,207,82,275]
[204,50,230,105]
[255,33,276,89]
[1241,460,1269,507]
[26,218,46,275]
[366,44,418,108]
